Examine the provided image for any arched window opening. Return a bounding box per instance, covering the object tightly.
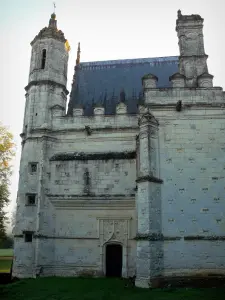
[41,49,46,69]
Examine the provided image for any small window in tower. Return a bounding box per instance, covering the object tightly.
[26,193,36,206]
[24,231,33,243]
[41,49,46,69]
[29,162,38,173]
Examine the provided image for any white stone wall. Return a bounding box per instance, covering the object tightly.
[155,109,225,235]
[48,159,135,195]
[151,102,225,276]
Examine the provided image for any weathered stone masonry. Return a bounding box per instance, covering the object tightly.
[13,10,225,287]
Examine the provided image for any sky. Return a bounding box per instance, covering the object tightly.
[1,0,225,233]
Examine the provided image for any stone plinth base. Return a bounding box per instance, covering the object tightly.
[135,277,150,288]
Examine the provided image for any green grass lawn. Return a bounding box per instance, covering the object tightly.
[0,259,12,273]
[0,249,13,273]
[1,277,225,300]
[0,249,13,257]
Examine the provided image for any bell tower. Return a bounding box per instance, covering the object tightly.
[23,13,70,133]
[13,13,70,279]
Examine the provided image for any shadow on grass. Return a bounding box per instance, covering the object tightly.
[1,277,225,300]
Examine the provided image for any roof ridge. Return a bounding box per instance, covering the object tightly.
[80,56,179,67]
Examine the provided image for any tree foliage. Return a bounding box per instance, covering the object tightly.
[0,123,15,240]
[0,234,14,248]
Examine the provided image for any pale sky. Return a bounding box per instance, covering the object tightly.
[1,0,225,233]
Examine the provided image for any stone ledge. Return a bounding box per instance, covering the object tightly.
[25,80,69,95]
[48,195,135,209]
[135,233,180,241]
[34,235,98,240]
[134,234,225,241]
[47,194,135,198]
[50,151,136,161]
[14,235,99,240]
[136,175,163,184]
[184,235,225,241]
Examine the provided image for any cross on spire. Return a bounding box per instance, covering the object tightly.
[53,2,56,13]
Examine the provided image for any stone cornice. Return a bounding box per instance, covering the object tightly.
[96,216,132,220]
[48,196,135,209]
[31,26,67,46]
[144,86,222,92]
[184,235,225,241]
[149,103,225,108]
[34,235,98,240]
[136,175,163,184]
[15,233,225,241]
[50,151,136,161]
[20,135,58,143]
[135,233,180,241]
[51,126,139,133]
[179,54,208,59]
[50,104,65,111]
[135,234,225,241]
[25,80,69,95]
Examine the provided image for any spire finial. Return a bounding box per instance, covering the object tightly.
[178,9,182,19]
[49,3,57,28]
[76,42,81,66]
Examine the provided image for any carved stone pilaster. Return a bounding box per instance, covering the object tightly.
[135,111,163,288]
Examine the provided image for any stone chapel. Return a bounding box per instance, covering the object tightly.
[13,10,225,288]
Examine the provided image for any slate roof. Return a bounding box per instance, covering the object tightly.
[67,56,179,116]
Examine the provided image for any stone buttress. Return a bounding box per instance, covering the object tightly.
[135,87,163,288]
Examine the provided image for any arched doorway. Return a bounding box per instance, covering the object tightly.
[105,244,122,277]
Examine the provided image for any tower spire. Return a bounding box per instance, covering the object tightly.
[76,42,81,66]
[49,3,57,28]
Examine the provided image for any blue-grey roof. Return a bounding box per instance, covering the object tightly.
[68,56,179,115]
